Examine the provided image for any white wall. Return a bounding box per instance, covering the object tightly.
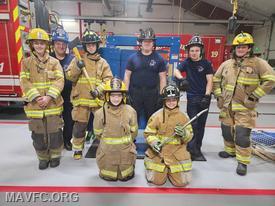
[253,21,275,60]
[46,0,275,60]
[46,0,228,37]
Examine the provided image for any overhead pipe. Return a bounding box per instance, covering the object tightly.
[61,15,265,25]
[78,2,82,38]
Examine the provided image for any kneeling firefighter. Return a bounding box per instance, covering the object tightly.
[94,77,138,181]
[144,84,193,187]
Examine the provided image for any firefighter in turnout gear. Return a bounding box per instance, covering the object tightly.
[20,28,64,170]
[94,77,138,181]
[144,84,193,187]
[66,29,113,160]
[213,32,275,176]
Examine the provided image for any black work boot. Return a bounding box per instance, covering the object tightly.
[64,142,72,151]
[191,152,207,161]
[218,151,236,158]
[50,158,60,168]
[39,160,49,170]
[236,162,247,176]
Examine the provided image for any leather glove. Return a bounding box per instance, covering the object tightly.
[199,94,211,109]
[178,78,189,91]
[76,60,85,70]
[151,141,162,153]
[174,125,187,138]
[90,88,101,98]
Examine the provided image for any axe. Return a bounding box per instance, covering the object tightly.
[158,108,209,148]
[68,37,93,90]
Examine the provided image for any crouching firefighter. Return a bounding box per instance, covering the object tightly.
[213,32,275,176]
[66,29,113,160]
[144,84,193,187]
[20,28,64,170]
[94,77,138,181]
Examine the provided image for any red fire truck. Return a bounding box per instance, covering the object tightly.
[0,0,32,105]
[0,0,57,106]
[157,34,227,71]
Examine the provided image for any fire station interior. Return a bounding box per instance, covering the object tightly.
[1,0,275,205]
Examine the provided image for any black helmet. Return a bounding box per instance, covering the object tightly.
[185,34,204,50]
[138,27,156,42]
[162,84,180,99]
[82,29,101,44]
[82,29,101,54]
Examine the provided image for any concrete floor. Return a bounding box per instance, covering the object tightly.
[0,95,275,206]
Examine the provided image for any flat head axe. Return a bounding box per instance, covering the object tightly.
[68,37,93,90]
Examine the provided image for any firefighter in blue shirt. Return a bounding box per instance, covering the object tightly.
[124,28,167,125]
[174,34,214,161]
[50,27,74,151]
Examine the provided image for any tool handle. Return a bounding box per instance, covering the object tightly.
[73,47,82,60]
[72,47,93,90]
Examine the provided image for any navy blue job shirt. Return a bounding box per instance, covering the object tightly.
[50,52,74,101]
[126,51,166,89]
[177,58,213,96]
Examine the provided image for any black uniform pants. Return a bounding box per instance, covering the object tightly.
[129,87,159,126]
[187,95,209,155]
[62,100,74,144]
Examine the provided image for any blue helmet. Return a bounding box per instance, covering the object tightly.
[51,27,69,43]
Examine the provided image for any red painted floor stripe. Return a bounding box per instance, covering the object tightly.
[0,186,275,195]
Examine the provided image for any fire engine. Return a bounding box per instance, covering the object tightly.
[157,34,227,71]
[0,0,58,106]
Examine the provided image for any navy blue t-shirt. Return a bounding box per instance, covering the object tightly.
[50,52,74,100]
[126,51,166,89]
[177,58,213,96]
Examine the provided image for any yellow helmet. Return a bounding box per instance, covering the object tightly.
[104,77,127,93]
[232,32,254,46]
[104,77,127,104]
[27,28,50,43]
